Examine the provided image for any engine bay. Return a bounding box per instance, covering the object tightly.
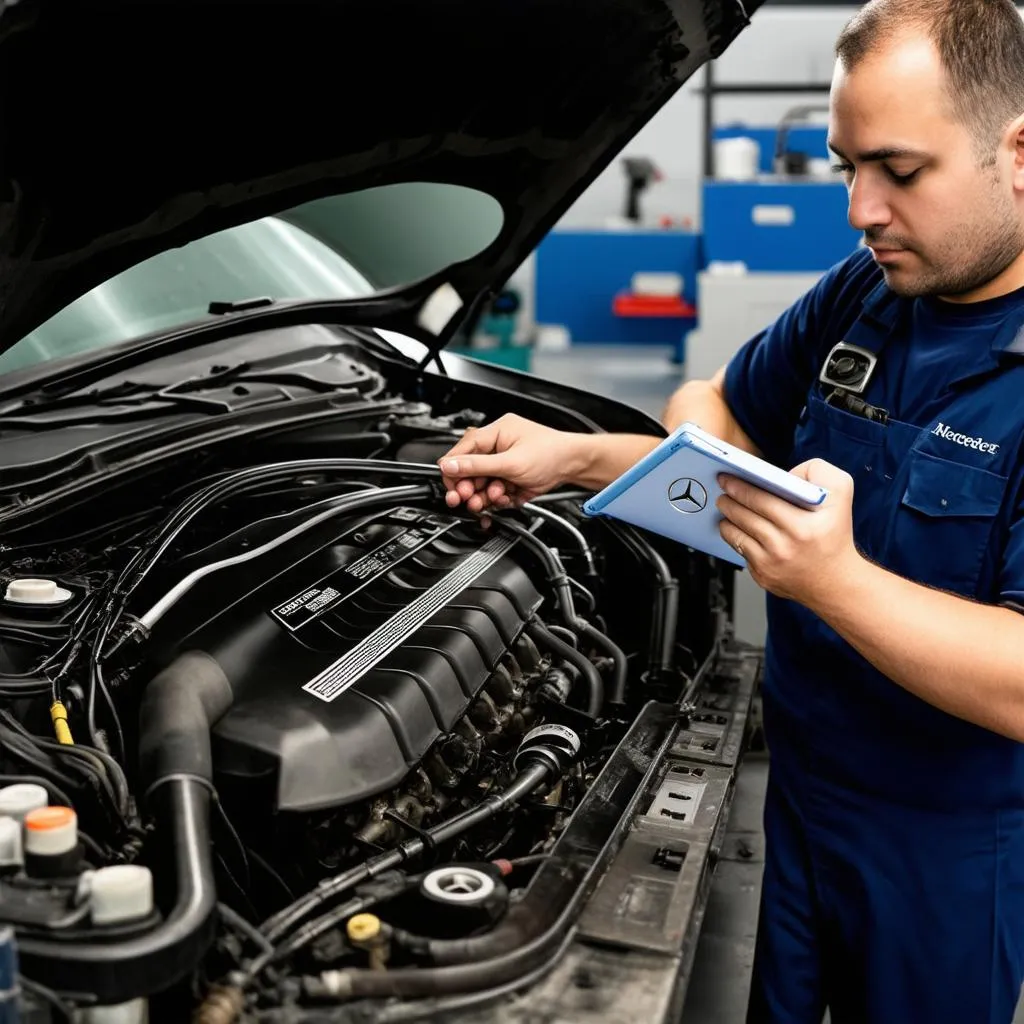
[0,338,751,1023]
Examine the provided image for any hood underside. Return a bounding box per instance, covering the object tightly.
[0,0,758,357]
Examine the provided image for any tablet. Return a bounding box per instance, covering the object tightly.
[580,422,828,568]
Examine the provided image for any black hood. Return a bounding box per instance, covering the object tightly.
[0,0,758,358]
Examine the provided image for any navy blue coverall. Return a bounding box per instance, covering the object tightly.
[723,246,1024,1024]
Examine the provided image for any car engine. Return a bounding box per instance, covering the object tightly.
[0,344,735,1023]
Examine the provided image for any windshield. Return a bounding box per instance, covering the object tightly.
[0,182,504,375]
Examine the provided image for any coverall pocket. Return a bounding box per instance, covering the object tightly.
[889,448,1007,597]
[792,392,885,479]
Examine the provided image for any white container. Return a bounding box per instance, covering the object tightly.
[631,272,683,298]
[714,137,760,181]
[90,865,154,925]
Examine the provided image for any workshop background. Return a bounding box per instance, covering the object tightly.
[460,1,865,655]
[457,5,1024,1020]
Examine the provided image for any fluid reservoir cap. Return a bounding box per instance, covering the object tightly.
[422,866,496,905]
[347,913,381,944]
[90,865,154,925]
[24,806,77,856]
[0,783,48,821]
[4,578,72,606]
[0,817,22,867]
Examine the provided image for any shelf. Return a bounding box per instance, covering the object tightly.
[612,293,697,318]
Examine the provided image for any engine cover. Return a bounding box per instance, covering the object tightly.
[182,506,542,812]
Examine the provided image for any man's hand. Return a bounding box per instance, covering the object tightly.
[437,414,586,514]
[715,458,862,608]
[714,458,1024,744]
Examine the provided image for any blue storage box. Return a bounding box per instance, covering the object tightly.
[534,228,702,347]
[701,180,863,273]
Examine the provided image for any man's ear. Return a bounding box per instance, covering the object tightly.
[1008,113,1024,192]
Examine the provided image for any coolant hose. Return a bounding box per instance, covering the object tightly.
[262,760,559,945]
[525,620,603,717]
[498,516,626,708]
[606,522,679,676]
[17,651,232,1005]
[575,621,628,707]
[305,703,673,1005]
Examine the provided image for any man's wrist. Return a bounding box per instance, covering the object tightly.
[804,547,878,622]
[564,433,661,491]
[563,432,603,489]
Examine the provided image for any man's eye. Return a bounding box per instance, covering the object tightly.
[831,162,854,178]
[886,167,920,185]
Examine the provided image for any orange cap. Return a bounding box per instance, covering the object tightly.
[25,806,76,831]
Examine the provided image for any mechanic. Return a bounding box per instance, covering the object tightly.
[437,1,1024,1021]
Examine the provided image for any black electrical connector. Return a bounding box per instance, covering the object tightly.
[825,387,889,424]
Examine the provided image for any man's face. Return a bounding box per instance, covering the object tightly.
[828,34,1024,300]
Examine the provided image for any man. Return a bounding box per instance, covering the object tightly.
[437,1,1024,1021]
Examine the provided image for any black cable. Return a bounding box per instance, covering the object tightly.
[96,662,125,762]
[575,621,628,708]
[525,620,603,718]
[603,521,679,678]
[218,852,260,924]
[273,893,383,964]
[0,716,127,833]
[0,729,80,791]
[498,853,549,871]
[0,677,51,697]
[259,763,553,946]
[218,903,274,957]
[0,711,125,814]
[0,774,74,809]
[373,928,576,1024]
[247,847,295,904]
[78,829,107,863]
[545,625,578,648]
[216,800,251,890]
[18,976,75,1022]
[21,736,123,820]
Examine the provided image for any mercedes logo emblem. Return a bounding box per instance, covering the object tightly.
[668,477,708,514]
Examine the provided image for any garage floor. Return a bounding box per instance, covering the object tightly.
[527,342,1024,1024]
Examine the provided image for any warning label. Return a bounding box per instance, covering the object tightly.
[345,528,429,581]
[270,510,459,632]
[273,586,345,630]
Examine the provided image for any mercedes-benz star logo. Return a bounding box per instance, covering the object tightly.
[668,477,708,514]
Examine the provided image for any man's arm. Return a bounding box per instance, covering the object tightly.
[438,370,756,512]
[818,554,1024,742]
[661,366,762,455]
[716,459,1024,742]
[440,250,863,512]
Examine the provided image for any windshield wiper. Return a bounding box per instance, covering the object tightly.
[0,292,431,405]
[0,360,344,428]
[207,296,276,315]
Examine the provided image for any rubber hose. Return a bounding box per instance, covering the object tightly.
[575,620,628,707]
[17,651,232,1004]
[525,621,603,717]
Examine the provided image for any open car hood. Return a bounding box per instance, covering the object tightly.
[0,0,758,361]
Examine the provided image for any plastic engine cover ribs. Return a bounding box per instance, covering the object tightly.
[175,507,541,813]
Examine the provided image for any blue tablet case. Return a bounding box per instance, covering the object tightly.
[581,422,828,568]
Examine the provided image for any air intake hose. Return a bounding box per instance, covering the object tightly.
[17,650,232,1005]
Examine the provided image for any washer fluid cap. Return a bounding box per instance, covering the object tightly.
[24,806,77,856]
[90,865,154,925]
[5,578,72,605]
[0,783,48,821]
[0,817,22,867]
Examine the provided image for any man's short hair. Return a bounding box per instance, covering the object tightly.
[835,0,1024,157]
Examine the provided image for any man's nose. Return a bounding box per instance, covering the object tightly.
[847,176,892,232]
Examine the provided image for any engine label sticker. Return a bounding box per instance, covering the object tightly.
[270,508,459,632]
[303,531,520,703]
